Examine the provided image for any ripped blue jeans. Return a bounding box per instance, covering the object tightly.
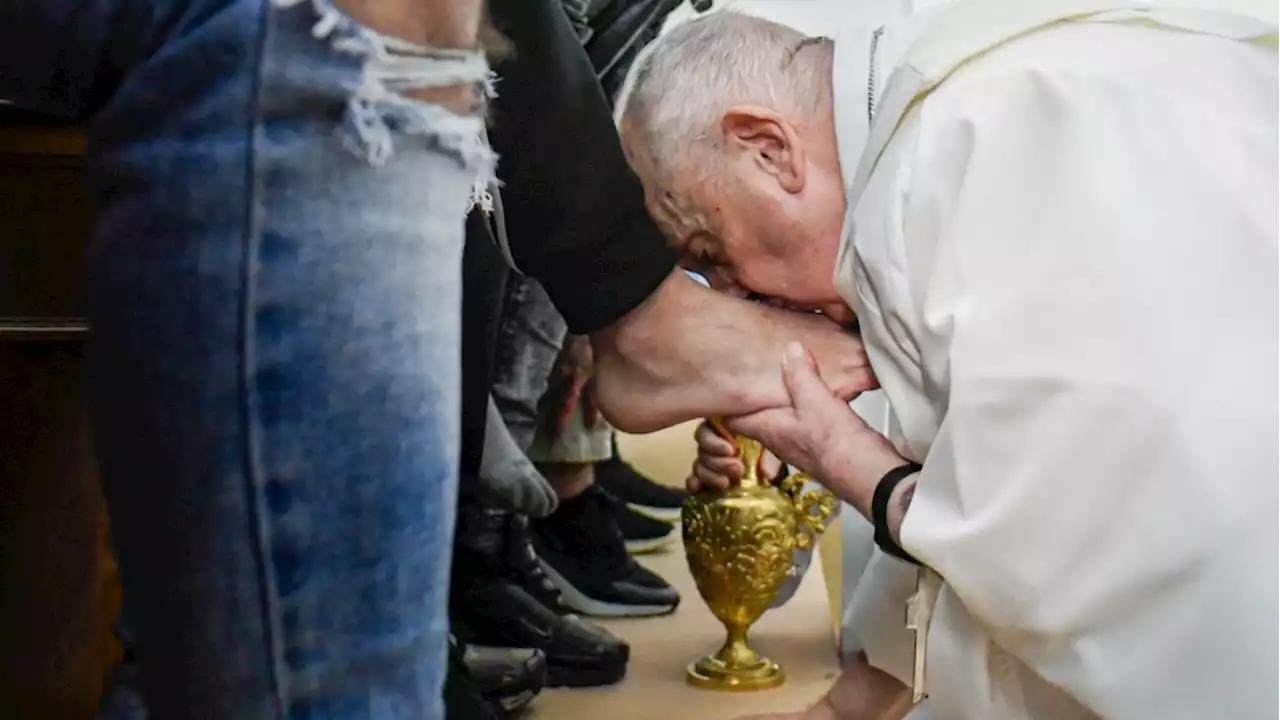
[2,1,491,717]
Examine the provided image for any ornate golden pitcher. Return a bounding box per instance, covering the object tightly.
[681,431,837,691]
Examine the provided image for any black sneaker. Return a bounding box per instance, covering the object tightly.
[596,438,688,523]
[627,561,675,591]
[444,636,500,720]
[453,576,630,688]
[530,484,680,618]
[609,491,677,555]
[463,643,548,718]
[452,503,630,688]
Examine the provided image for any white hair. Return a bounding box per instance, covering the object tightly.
[615,11,830,185]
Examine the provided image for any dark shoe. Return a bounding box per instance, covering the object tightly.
[455,500,565,611]
[453,578,630,688]
[596,439,688,523]
[530,485,680,618]
[627,561,676,590]
[445,636,501,720]
[453,505,630,688]
[610,493,677,555]
[463,644,547,718]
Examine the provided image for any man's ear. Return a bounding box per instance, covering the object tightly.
[721,106,805,194]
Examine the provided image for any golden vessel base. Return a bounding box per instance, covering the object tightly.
[685,655,786,692]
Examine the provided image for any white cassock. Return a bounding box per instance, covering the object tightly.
[830,0,1279,718]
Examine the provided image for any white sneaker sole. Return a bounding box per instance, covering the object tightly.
[537,558,677,618]
[624,534,676,555]
[626,503,683,523]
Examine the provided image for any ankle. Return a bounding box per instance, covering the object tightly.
[539,462,595,500]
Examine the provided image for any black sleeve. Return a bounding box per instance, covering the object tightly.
[486,0,677,336]
[458,212,510,478]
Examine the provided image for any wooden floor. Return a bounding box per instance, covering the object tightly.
[530,426,839,720]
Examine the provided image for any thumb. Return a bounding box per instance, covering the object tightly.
[782,341,834,410]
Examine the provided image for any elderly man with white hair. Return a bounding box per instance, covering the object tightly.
[617,1,1277,719]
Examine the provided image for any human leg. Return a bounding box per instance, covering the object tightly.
[510,353,677,616]
[525,399,612,502]
[489,273,673,556]
[526,398,675,555]
[488,278,678,615]
[0,0,491,715]
[455,274,630,686]
[489,275,611,504]
[476,395,559,517]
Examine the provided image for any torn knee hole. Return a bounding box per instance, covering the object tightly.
[275,0,498,171]
[402,84,481,117]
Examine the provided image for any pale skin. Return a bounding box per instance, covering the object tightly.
[735,652,913,720]
[690,342,916,548]
[591,270,880,433]
[333,0,487,113]
[555,276,881,499]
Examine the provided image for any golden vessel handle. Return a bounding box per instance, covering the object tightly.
[777,471,837,551]
[709,418,837,550]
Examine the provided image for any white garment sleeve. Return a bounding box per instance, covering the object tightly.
[895,33,1277,719]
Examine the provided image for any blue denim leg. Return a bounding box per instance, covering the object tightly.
[3,1,492,717]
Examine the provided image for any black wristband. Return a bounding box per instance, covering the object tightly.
[872,462,923,566]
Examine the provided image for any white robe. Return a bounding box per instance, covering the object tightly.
[832,1,1278,718]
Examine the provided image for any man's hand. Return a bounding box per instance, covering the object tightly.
[726,342,905,515]
[686,420,781,493]
[542,335,601,439]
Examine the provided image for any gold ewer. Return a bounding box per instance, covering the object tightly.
[681,428,837,691]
